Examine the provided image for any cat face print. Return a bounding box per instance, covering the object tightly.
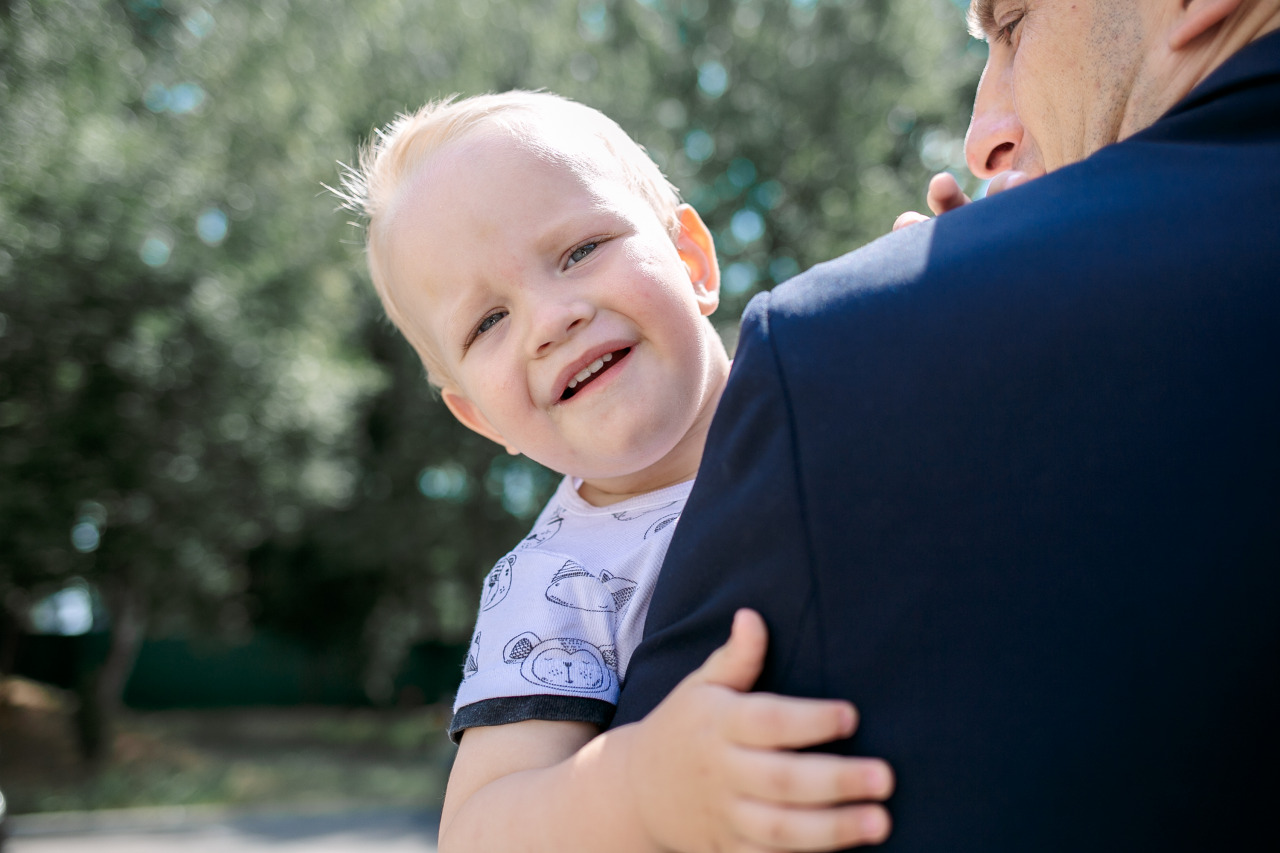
[502,632,616,694]
[544,560,637,614]
[517,511,564,550]
[481,555,516,611]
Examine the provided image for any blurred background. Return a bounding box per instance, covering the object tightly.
[0,0,982,819]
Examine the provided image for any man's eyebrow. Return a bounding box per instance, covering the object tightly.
[967,0,995,40]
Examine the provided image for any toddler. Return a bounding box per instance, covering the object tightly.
[342,91,893,853]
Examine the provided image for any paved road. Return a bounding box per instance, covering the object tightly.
[7,806,440,853]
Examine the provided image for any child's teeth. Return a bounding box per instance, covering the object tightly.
[566,352,617,392]
[574,359,603,384]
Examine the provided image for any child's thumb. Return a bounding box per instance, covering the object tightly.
[686,608,768,692]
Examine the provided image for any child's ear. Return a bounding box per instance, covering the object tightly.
[674,204,721,317]
[1169,0,1241,50]
[442,388,520,455]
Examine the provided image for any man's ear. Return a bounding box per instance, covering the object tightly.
[674,204,721,317]
[1169,0,1241,50]
[442,388,520,455]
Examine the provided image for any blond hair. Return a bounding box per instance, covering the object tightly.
[336,91,682,385]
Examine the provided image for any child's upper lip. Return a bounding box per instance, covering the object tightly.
[551,340,633,404]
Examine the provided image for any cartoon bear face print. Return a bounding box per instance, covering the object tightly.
[545,560,637,614]
[480,555,516,611]
[612,502,676,522]
[517,511,564,550]
[503,632,615,694]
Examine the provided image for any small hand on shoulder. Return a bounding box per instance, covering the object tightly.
[892,169,1031,231]
[625,609,895,853]
[439,610,893,853]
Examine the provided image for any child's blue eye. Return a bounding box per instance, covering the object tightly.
[568,242,597,266]
[476,310,507,337]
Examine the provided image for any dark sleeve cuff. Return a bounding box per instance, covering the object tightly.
[449,695,616,743]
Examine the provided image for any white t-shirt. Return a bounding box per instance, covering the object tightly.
[449,476,690,740]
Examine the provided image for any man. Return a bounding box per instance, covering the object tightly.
[614,1,1280,850]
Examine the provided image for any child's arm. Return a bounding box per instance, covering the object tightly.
[438,609,894,853]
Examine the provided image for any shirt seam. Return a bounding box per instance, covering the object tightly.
[759,294,826,694]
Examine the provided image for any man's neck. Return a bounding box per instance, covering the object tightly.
[1122,2,1280,139]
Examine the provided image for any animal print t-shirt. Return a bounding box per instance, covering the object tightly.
[449,476,690,742]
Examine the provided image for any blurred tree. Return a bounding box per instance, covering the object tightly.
[1,0,983,750]
[0,0,382,757]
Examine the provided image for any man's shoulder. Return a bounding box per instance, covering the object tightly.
[755,176,1068,329]
[810,217,937,283]
[765,221,934,318]
[761,121,1270,332]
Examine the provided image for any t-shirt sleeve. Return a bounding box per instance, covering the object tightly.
[449,546,626,740]
[448,695,614,743]
[449,479,685,742]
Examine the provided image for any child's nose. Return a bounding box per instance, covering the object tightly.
[530,298,594,358]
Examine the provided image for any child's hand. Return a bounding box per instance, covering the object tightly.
[893,170,1032,231]
[624,609,894,852]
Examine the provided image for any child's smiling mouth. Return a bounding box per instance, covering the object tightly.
[560,347,631,401]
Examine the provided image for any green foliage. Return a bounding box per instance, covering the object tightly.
[1,0,982,706]
[0,0,380,636]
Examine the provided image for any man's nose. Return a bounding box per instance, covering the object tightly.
[964,61,1023,180]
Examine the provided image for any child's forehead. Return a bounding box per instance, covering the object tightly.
[382,124,603,252]
[380,121,635,354]
[437,118,622,186]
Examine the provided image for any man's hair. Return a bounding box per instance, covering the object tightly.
[336,91,682,385]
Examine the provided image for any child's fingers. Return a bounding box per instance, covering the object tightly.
[730,800,893,852]
[986,169,1029,196]
[682,608,769,693]
[893,210,930,231]
[725,692,858,749]
[729,750,895,806]
[926,171,971,215]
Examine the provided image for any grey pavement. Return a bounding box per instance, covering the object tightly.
[6,805,439,852]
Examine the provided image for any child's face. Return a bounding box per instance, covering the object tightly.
[382,126,726,495]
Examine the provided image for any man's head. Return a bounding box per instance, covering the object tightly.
[964,0,1280,179]
[342,92,729,495]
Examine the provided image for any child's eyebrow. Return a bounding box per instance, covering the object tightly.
[535,207,614,255]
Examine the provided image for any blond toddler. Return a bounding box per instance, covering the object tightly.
[341,91,893,853]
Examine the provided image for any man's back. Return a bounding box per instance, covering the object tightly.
[614,32,1280,851]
